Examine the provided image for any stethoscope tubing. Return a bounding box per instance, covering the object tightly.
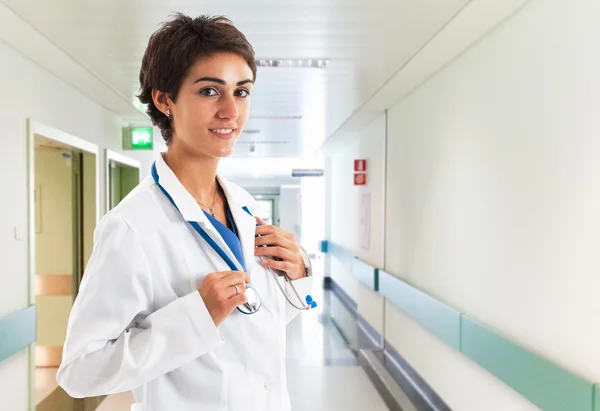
[151,162,314,312]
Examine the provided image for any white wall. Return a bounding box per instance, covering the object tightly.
[324,113,387,349]
[0,39,148,409]
[382,0,600,407]
[327,113,387,268]
[279,186,302,241]
[324,0,600,408]
[300,176,325,255]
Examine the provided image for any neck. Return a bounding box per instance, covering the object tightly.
[163,144,220,205]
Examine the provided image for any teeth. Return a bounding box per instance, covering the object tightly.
[212,129,233,134]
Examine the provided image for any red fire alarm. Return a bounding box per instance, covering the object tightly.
[354,173,367,186]
[354,159,367,172]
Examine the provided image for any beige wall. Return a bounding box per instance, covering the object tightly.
[33,147,74,352]
[109,164,122,210]
[83,152,96,269]
[36,296,72,347]
[120,165,139,200]
[34,148,73,276]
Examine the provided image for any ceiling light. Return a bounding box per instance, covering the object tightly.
[256,59,330,69]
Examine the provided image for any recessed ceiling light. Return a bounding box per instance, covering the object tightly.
[256,59,330,68]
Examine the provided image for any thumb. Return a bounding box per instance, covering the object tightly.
[255,216,267,226]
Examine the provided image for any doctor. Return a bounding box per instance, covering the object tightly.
[57,13,314,411]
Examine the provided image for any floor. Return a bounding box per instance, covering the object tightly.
[285,287,389,411]
[35,262,390,411]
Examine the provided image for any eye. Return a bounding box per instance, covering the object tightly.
[200,88,218,97]
[236,89,250,98]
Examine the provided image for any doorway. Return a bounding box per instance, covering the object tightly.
[28,121,99,408]
[254,198,275,225]
[105,150,141,211]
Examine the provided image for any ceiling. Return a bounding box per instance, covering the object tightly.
[0,0,470,161]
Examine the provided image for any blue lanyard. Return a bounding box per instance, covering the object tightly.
[151,162,241,272]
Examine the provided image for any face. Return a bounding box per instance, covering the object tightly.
[158,52,254,158]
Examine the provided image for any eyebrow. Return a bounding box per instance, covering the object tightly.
[193,77,254,86]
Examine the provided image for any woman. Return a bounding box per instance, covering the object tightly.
[57,14,314,411]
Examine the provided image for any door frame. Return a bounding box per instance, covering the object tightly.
[105,149,141,212]
[26,119,99,407]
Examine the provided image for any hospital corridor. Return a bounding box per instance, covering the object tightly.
[2,0,600,410]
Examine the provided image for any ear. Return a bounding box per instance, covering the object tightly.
[151,89,172,116]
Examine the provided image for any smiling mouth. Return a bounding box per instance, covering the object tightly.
[209,128,237,139]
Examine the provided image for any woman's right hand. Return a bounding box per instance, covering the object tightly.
[198,271,250,327]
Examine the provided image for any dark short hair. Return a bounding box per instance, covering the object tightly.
[138,14,256,144]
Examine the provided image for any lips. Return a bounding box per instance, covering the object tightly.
[209,128,237,140]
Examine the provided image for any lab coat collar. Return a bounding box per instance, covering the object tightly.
[154,153,256,272]
[154,152,209,224]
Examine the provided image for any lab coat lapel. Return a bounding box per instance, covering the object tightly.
[154,154,243,273]
[217,176,257,275]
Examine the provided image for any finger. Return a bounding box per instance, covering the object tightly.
[220,271,250,287]
[229,292,249,310]
[256,225,294,241]
[227,283,246,300]
[255,216,267,226]
[254,233,291,248]
[254,245,296,261]
[261,258,295,272]
[255,224,276,236]
[207,270,238,281]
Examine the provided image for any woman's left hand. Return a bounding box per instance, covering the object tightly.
[253,217,306,280]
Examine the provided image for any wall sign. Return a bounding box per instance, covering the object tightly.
[354,159,367,172]
[292,168,324,177]
[354,173,367,186]
[354,159,367,186]
[123,127,153,150]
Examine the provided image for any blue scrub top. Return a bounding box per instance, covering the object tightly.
[203,208,246,272]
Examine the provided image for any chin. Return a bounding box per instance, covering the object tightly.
[213,146,235,158]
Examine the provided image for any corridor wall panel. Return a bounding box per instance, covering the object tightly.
[384,0,600,406]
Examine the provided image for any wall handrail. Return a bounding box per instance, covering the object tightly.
[323,239,599,411]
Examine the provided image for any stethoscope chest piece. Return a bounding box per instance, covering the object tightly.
[237,285,262,315]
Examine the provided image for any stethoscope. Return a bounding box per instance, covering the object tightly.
[151,162,317,315]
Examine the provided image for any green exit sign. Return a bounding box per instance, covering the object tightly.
[123,127,153,150]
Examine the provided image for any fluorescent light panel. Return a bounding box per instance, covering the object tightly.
[256,59,330,68]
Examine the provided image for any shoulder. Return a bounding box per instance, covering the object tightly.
[98,176,162,232]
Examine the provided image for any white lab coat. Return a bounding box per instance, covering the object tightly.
[57,154,313,411]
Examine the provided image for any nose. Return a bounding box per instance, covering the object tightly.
[217,95,239,121]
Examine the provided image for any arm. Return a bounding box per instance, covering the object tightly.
[57,214,223,398]
[282,245,314,324]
